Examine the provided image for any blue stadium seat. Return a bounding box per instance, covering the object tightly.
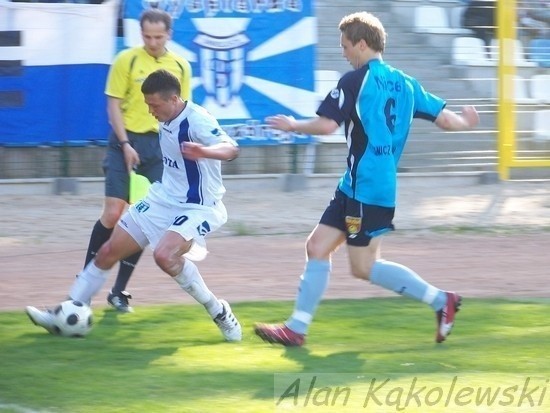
[528,38,550,68]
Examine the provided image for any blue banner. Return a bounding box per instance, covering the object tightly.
[0,0,318,146]
[224,121,316,146]
[123,0,318,140]
[0,1,118,146]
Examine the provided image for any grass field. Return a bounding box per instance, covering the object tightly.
[1,298,549,413]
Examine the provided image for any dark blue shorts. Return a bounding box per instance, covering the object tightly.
[102,130,163,201]
[319,188,395,246]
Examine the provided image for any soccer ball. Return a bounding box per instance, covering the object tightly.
[53,300,93,337]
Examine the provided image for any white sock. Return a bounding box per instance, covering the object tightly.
[174,260,221,317]
[69,261,108,304]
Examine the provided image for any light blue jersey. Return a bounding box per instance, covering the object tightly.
[317,59,445,207]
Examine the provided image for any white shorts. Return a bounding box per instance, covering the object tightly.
[119,185,227,261]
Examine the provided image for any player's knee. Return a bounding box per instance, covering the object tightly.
[101,210,124,228]
[153,248,169,271]
[94,242,117,269]
[305,238,327,260]
[350,267,371,280]
[153,248,179,275]
[349,262,373,281]
[100,201,127,228]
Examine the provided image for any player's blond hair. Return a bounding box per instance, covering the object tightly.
[339,12,386,53]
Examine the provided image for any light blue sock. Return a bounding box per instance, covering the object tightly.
[370,260,447,311]
[285,259,331,335]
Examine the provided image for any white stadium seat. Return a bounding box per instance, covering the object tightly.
[452,36,494,65]
[490,75,534,103]
[414,5,450,32]
[529,74,550,104]
[488,39,537,67]
[534,110,550,141]
[414,5,473,35]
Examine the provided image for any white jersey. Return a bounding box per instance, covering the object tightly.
[148,101,237,206]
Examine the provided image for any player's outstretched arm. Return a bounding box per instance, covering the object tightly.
[181,141,239,161]
[434,105,480,132]
[266,115,340,136]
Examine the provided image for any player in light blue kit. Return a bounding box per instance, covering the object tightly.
[254,11,480,346]
[26,69,242,342]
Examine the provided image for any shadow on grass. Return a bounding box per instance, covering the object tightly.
[283,347,365,373]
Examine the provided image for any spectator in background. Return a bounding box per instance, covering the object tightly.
[462,0,496,47]
[519,0,550,43]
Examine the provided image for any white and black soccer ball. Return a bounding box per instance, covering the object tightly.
[53,300,93,337]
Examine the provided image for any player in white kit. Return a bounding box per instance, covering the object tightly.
[26,69,242,342]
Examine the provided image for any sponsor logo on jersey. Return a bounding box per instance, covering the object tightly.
[163,156,180,169]
[135,200,150,213]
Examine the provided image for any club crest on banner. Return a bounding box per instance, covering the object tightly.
[124,0,318,136]
[193,18,250,109]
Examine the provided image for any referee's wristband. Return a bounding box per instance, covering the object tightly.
[117,140,130,148]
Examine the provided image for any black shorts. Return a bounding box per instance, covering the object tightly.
[319,188,395,246]
[102,130,163,201]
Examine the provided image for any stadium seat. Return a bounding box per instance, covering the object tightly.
[452,36,494,65]
[533,110,550,141]
[391,0,423,23]
[488,39,537,67]
[527,38,550,68]
[413,5,471,35]
[530,74,550,104]
[490,75,534,103]
[414,5,449,33]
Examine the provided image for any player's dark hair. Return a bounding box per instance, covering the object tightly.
[339,12,386,52]
[140,8,172,31]
[142,69,181,99]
